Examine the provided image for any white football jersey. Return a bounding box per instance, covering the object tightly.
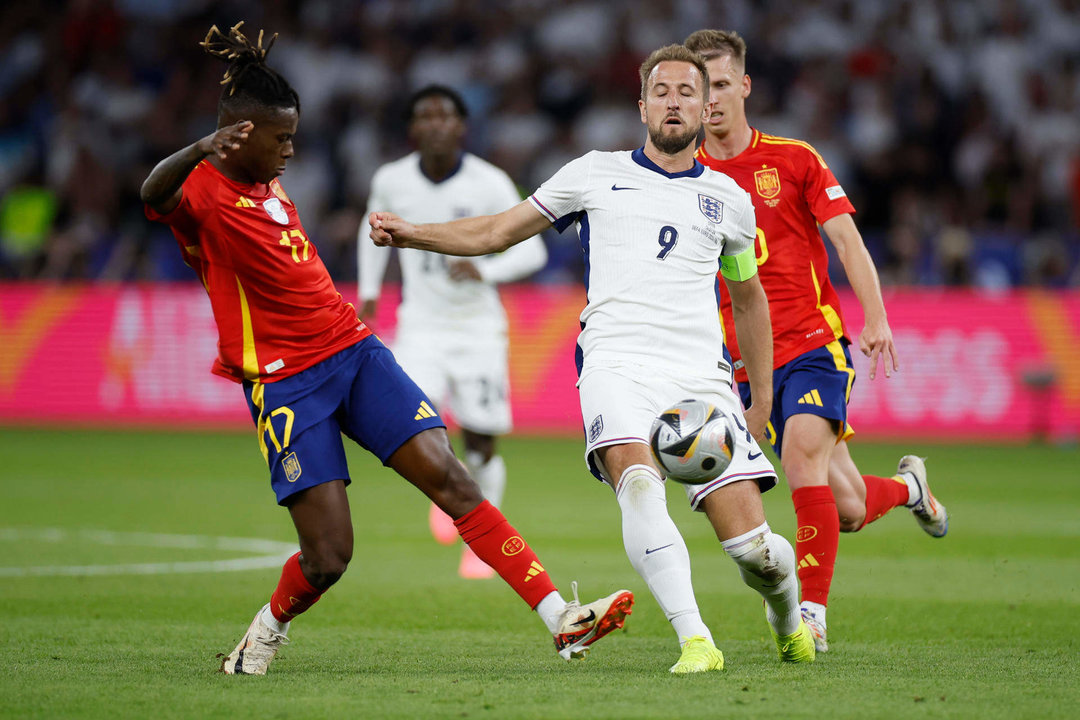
[529,148,757,381]
[360,152,547,336]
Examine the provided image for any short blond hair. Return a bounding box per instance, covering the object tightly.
[638,44,709,101]
[684,29,747,73]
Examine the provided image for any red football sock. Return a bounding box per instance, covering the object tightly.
[859,474,911,529]
[454,500,558,609]
[791,485,839,607]
[269,552,322,623]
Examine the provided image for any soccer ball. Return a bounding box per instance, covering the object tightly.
[649,399,736,484]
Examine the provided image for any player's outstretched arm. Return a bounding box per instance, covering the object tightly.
[821,213,899,380]
[725,273,773,441]
[369,201,551,257]
[140,120,254,215]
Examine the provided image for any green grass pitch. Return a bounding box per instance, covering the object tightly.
[1,427,1077,719]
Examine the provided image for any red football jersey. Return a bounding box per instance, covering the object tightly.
[696,129,856,382]
[146,160,369,383]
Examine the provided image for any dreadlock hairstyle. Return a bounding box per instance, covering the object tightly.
[200,22,300,121]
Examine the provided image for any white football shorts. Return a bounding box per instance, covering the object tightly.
[577,363,777,510]
[393,328,512,436]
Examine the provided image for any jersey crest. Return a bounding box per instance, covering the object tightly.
[698,194,724,224]
[754,166,781,200]
[263,197,289,224]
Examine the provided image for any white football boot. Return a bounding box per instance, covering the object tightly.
[898,455,949,537]
[800,603,829,653]
[220,604,290,675]
[553,582,634,660]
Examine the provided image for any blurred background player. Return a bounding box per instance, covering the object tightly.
[358,85,547,579]
[685,29,949,652]
[141,22,631,675]
[371,45,815,673]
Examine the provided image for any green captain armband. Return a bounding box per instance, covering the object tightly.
[719,244,758,281]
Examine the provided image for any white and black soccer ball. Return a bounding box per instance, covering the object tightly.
[650,399,736,484]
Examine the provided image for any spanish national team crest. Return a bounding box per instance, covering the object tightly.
[754,167,781,199]
[698,194,724,224]
[263,197,289,225]
[282,452,302,483]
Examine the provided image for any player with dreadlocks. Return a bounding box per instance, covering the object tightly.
[141,22,632,676]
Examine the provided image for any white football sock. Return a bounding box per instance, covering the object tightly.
[260,604,290,635]
[801,600,827,627]
[722,523,801,636]
[536,590,569,634]
[466,451,506,508]
[616,464,712,644]
[899,472,919,506]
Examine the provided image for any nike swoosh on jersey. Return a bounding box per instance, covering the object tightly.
[611,184,640,191]
[747,450,763,461]
[645,543,674,555]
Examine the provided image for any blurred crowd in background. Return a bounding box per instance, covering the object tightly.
[1,0,1078,287]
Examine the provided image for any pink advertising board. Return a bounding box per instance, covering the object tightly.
[1,283,1078,441]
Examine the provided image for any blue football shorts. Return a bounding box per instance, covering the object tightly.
[738,339,856,459]
[243,335,446,505]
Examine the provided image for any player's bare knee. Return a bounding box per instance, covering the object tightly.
[837,513,864,533]
[834,494,865,532]
[301,545,351,590]
[831,483,865,531]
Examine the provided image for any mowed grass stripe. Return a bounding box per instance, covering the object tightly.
[0,427,1077,719]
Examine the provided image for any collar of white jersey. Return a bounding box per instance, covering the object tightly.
[417,151,465,184]
[631,147,705,179]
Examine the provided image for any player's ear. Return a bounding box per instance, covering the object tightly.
[638,98,647,124]
[743,73,752,99]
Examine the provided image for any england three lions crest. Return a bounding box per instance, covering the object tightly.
[698,194,724,224]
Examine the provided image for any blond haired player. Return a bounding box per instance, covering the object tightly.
[686,29,949,653]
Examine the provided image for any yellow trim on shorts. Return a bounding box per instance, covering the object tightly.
[825,339,856,442]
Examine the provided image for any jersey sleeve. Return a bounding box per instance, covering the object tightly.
[143,161,214,227]
[358,166,392,302]
[799,145,856,224]
[143,162,216,274]
[721,189,757,256]
[528,153,591,232]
